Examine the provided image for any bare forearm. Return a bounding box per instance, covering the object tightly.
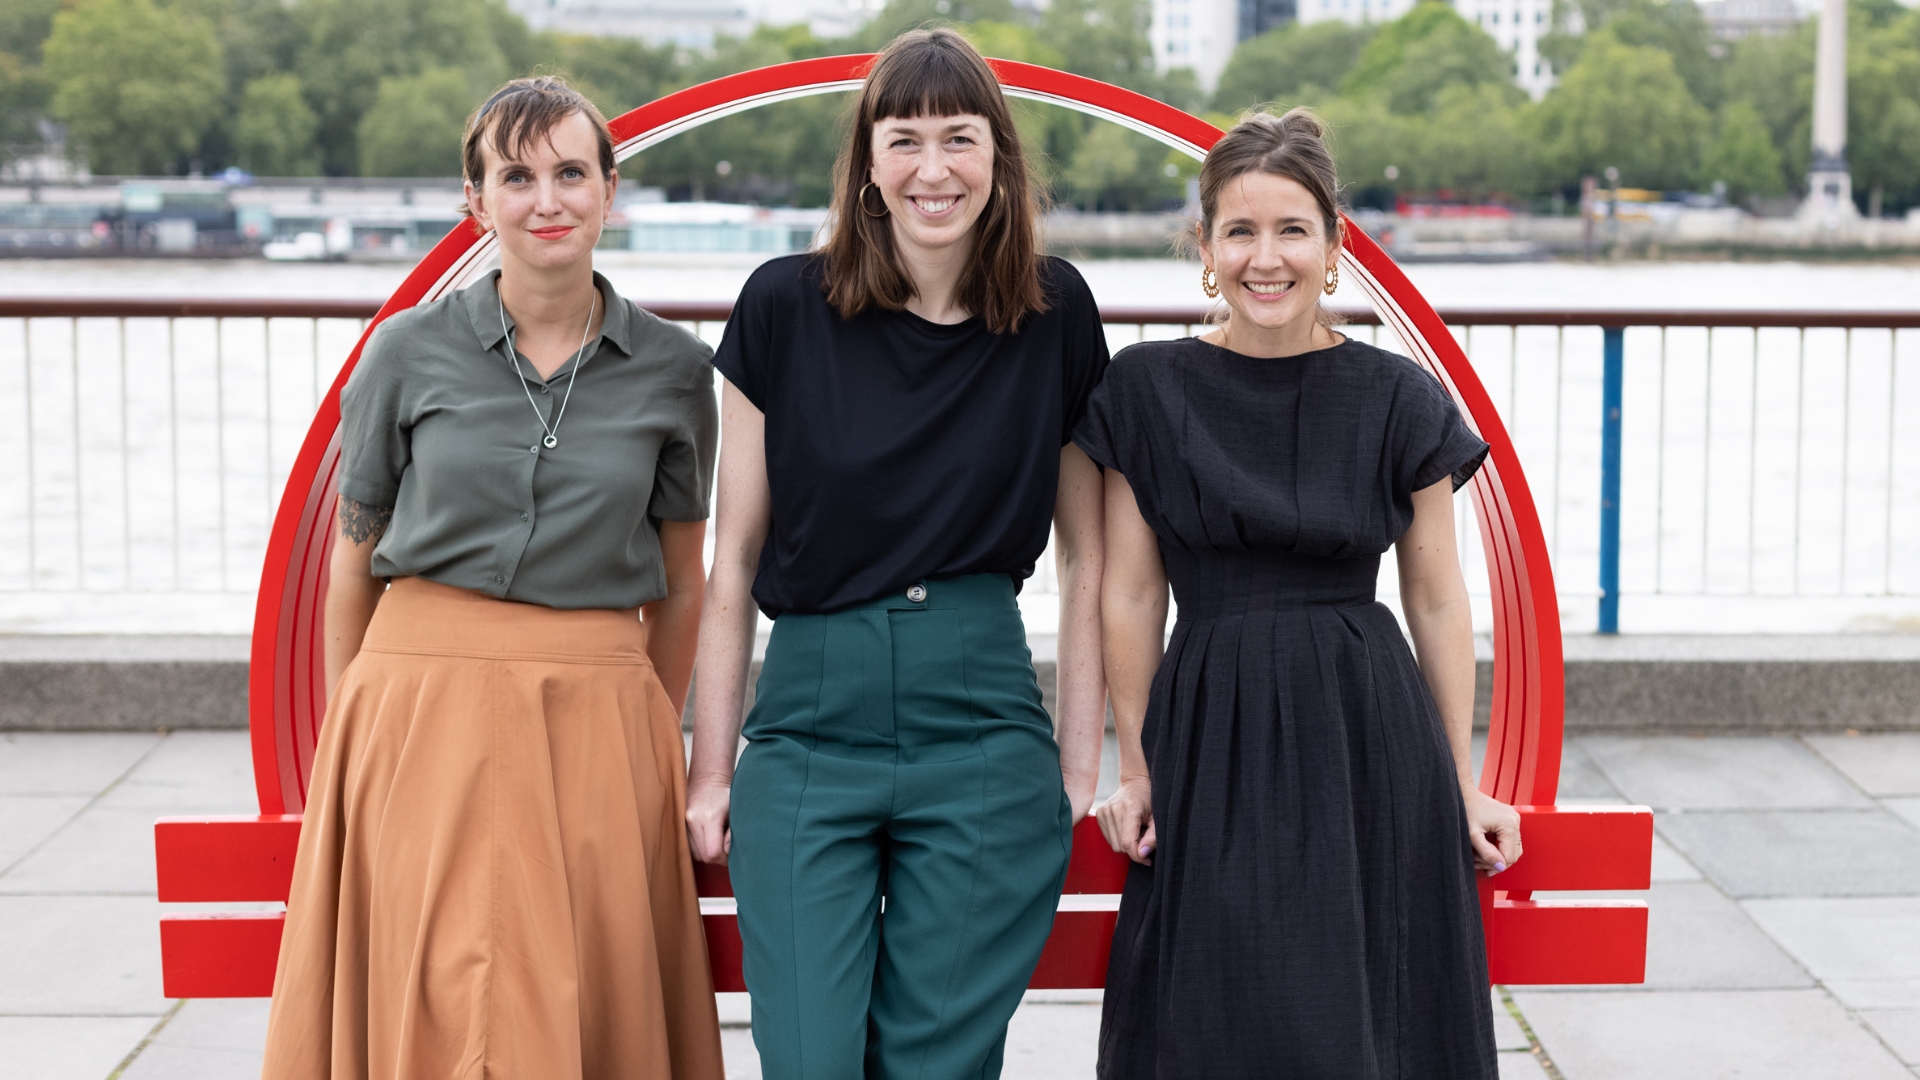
[323,566,383,698]
[689,564,755,786]
[1055,550,1106,805]
[643,586,703,717]
[1405,594,1478,789]
[1104,590,1166,781]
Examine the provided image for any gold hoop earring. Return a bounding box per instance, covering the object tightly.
[1323,264,1340,295]
[1200,267,1219,299]
[859,182,889,219]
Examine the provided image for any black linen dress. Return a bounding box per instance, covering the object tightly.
[1073,335,1498,1080]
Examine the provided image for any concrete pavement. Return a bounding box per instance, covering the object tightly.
[1,730,1916,1078]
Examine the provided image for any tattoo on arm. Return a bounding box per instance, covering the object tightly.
[338,498,393,545]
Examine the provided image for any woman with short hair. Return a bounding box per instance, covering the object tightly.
[261,76,725,1080]
[1085,108,1520,1078]
[685,29,1110,1080]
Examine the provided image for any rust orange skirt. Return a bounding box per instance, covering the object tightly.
[261,577,724,1080]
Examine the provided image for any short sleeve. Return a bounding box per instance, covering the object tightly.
[711,260,780,410]
[648,359,719,522]
[337,322,409,508]
[1050,258,1112,445]
[1397,364,1489,493]
[1071,364,1125,474]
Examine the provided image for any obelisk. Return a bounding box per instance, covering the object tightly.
[1803,0,1856,220]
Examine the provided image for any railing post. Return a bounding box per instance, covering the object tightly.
[1598,326,1625,634]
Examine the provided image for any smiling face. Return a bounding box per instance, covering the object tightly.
[869,112,995,260]
[1199,170,1340,344]
[464,109,616,274]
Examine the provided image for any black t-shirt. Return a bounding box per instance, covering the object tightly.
[712,253,1110,616]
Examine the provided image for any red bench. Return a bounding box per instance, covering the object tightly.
[154,57,1652,1000]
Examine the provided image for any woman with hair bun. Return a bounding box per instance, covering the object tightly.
[687,28,1109,1080]
[261,76,725,1080]
[1081,108,1519,1078]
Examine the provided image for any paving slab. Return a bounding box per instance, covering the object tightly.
[1805,734,1920,798]
[1582,736,1873,810]
[0,804,160,894]
[118,999,269,1080]
[1888,798,1920,832]
[1497,1051,1551,1080]
[0,795,87,872]
[1825,981,1920,1009]
[0,732,160,795]
[1648,829,1703,882]
[1742,898,1920,982]
[1511,988,1912,1080]
[1527,882,1812,990]
[1492,990,1530,1050]
[1657,810,1920,897]
[0,1015,158,1080]
[1558,739,1626,800]
[96,730,257,815]
[1858,1009,1920,1065]
[0,895,168,1015]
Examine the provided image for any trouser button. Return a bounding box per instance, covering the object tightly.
[906,584,927,603]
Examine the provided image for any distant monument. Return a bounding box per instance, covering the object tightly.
[1803,0,1857,221]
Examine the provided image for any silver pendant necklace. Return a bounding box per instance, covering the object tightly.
[499,286,596,450]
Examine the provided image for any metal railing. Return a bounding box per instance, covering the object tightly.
[3,297,1915,634]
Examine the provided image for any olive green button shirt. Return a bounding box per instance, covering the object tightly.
[338,270,717,610]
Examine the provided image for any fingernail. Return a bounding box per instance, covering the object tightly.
[1493,861,1506,873]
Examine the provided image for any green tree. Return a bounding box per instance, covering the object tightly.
[1344,1,1509,112]
[355,66,473,177]
[1309,93,1415,198]
[1698,100,1784,201]
[1544,0,1721,109]
[1722,22,1813,185]
[296,0,513,175]
[236,73,320,176]
[1042,0,1160,95]
[537,32,682,120]
[1212,21,1376,114]
[1418,83,1536,196]
[1848,8,1920,212]
[43,0,224,174]
[1531,30,1709,190]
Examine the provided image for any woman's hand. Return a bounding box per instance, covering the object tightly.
[1098,777,1157,865]
[685,777,733,864]
[1463,787,1522,875]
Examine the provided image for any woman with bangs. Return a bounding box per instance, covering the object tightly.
[686,29,1110,1080]
[261,76,725,1080]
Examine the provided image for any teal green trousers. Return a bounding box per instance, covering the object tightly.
[731,574,1073,1080]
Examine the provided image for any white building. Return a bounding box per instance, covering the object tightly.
[506,0,873,49]
[1295,0,1419,26]
[1151,0,1242,91]
[1450,0,1555,98]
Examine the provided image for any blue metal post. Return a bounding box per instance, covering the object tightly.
[1598,327,1625,634]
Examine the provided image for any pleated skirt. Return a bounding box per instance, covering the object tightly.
[260,577,725,1080]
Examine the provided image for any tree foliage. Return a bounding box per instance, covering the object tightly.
[1699,100,1785,200]
[236,74,320,176]
[43,0,225,174]
[1531,30,1710,190]
[1212,21,1376,114]
[356,67,475,178]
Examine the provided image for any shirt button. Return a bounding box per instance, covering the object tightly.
[520,512,530,522]
[494,574,505,585]
[906,584,927,603]
[529,445,539,454]
[539,386,550,395]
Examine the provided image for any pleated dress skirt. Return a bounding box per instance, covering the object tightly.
[260,577,725,1080]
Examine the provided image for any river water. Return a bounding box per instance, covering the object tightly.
[2,253,1916,636]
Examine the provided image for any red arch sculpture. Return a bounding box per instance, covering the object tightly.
[153,56,1651,998]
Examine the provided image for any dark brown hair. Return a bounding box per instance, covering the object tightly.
[460,75,615,216]
[1196,107,1344,326]
[819,29,1047,334]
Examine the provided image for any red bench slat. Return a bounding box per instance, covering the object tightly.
[155,816,302,903]
[1491,806,1654,893]
[159,913,285,998]
[1486,900,1649,984]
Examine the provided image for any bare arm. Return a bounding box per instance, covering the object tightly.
[685,381,771,863]
[324,496,391,698]
[1397,478,1521,874]
[1094,469,1168,864]
[1054,444,1107,824]
[642,519,708,718]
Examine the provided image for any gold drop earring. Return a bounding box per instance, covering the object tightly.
[1201,267,1220,299]
[1323,264,1340,295]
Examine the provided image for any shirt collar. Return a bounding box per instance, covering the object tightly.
[463,269,634,359]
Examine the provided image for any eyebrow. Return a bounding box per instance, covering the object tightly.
[493,156,592,174]
[879,119,985,137]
